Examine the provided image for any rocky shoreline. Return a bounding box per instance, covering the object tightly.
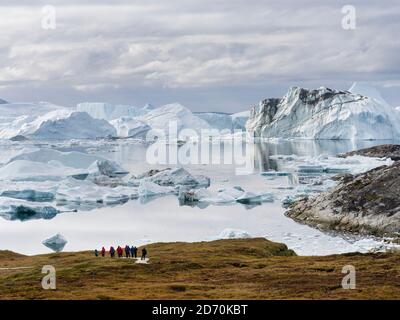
[286,145,400,239]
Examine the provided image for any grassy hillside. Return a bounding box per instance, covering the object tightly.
[0,238,399,299]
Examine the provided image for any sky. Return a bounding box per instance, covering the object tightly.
[0,0,399,112]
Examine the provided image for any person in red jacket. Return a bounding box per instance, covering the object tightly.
[117,246,123,258]
[101,247,106,257]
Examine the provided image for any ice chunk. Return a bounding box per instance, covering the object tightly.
[110,117,151,138]
[180,186,274,206]
[88,160,128,178]
[42,233,67,252]
[178,187,212,205]
[138,180,176,198]
[217,228,251,239]
[145,167,210,188]
[0,197,59,221]
[56,178,137,209]
[236,191,274,204]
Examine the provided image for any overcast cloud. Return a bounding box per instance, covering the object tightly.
[0,0,399,112]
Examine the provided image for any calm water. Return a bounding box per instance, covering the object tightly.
[0,139,395,256]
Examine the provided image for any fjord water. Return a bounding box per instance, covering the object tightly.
[0,139,395,256]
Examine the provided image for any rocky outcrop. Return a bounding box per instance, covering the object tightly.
[339,144,400,161]
[286,161,400,238]
[246,86,400,140]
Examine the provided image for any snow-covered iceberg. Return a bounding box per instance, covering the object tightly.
[31,111,116,140]
[42,233,67,252]
[0,101,116,140]
[246,85,400,140]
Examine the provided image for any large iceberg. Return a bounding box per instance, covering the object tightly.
[31,111,116,140]
[0,101,116,140]
[246,85,400,140]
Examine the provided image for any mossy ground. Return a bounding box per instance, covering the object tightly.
[0,238,399,300]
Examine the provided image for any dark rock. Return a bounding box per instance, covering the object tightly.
[339,144,400,161]
[286,162,400,238]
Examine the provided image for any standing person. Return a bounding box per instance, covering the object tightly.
[130,246,137,258]
[125,245,130,258]
[141,247,147,260]
[110,246,115,258]
[94,249,99,257]
[101,247,106,257]
[117,246,123,258]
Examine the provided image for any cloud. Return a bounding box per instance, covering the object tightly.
[0,0,399,111]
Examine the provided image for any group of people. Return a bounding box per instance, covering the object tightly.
[94,245,148,260]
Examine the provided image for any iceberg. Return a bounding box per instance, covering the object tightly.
[231,110,249,130]
[56,178,137,209]
[138,103,211,135]
[179,186,274,206]
[246,85,400,140]
[217,228,251,239]
[110,117,151,138]
[0,197,59,221]
[31,111,116,140]
[143,167,210,188]
[138,180,176,198]
[42,233,67,252]
[0,102,116,140]
[195,112,233,131]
